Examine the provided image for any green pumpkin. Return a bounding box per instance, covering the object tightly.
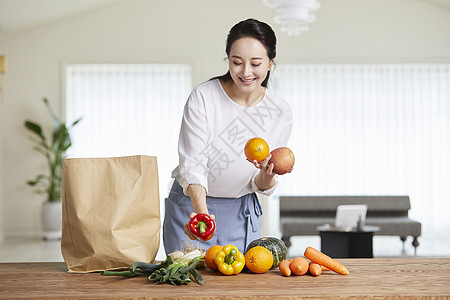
[246,237,287,269]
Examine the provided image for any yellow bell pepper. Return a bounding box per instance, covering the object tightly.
[213,244,245,275]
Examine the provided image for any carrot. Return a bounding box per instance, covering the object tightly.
[304,247,349,275]
[321,265,331,271]
[308,262,322,276]
[279,259,291,277]
[290,257,309,276]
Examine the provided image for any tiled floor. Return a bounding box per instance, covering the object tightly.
[1,234,449,262]
[0,237,64,262]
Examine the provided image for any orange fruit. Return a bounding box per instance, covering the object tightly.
[244,137,270,162]
[205,245,223,271]
[245,246,273,274]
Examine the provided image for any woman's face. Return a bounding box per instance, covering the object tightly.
[228,37,273,94]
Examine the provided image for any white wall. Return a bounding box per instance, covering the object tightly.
[0,31,4,241]
[1,0,449,237]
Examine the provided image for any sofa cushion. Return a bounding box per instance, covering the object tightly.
[280,216,422,238]
[366,217,421,237]
[280,196,411,214]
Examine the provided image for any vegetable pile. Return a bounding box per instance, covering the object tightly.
[99,239,349,286]
[278,246,349,277]
[101,248,205,286]
[206,243,274,275]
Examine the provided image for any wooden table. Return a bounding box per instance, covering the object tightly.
[1,258,450,299]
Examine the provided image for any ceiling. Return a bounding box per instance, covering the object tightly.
[0,0,119,34]
[0,0,449,34]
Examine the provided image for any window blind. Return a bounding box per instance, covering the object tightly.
[271,64,450,234]
[65,64,192,211]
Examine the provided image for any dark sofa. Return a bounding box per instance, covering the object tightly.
[279,195,422,254]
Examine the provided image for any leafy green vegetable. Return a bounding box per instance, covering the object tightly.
[100,250,205,286]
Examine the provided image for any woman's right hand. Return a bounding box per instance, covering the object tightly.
[184,212,216,240]
[185,184,215,240]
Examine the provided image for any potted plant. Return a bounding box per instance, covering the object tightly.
[24,98,81,239]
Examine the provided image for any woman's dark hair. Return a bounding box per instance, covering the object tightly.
[211,18,277,88]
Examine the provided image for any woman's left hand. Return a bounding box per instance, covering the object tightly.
[252,154,277,191]
[251,153,275,176]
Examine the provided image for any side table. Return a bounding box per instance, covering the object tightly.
[317,225,380,258]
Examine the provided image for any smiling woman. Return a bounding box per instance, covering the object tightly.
[224,37,274,107]
[211,18,277,96]
[164,18,293,256]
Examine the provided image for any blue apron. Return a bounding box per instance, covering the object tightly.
[163,180,262,255]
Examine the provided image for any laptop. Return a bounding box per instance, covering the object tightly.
[334,204,368,228]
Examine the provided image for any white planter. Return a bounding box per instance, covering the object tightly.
[42,201,62,240]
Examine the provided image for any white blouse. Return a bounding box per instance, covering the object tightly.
[171,79,293,198]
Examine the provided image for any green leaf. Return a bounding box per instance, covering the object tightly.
[24,121,45,141]
[27,174,47,186]
[52,124,69,153]
[43,98,62,127]
[27,180,39,186]
[71,117,82,127]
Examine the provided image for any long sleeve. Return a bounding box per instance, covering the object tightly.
[174,91,210,195]
[171,79,293,198]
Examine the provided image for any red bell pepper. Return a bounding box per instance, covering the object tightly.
[188,213,216,241]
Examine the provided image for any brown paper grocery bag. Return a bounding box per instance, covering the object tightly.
[61,155,160,273]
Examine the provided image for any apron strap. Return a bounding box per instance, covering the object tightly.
[243,193,263,249]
